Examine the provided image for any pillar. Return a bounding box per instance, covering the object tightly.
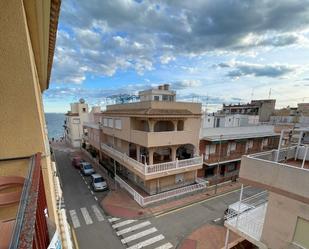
[172,120,178,131]
[148,120,155,132]
[171,146,177,161]
[148,148,154,165]
[136,144,140,162]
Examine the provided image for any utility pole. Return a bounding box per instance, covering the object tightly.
[268,88,272,99]
[215,135,223,194]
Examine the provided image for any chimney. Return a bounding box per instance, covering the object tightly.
[158,85,163,90]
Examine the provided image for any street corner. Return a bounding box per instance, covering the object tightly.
[179,224,240,249]
[100,189,148,219]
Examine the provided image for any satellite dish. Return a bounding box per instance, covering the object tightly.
[79,98,85,104]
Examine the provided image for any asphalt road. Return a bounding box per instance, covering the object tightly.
[150,186,262,247]
[54,149,125,249]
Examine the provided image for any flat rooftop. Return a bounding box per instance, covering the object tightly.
[200,125,279,141]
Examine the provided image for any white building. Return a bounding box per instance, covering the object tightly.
[202,113,259,128]
[64,99,90,147]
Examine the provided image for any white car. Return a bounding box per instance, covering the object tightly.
[80,162,95,176]
[91,174,108,191]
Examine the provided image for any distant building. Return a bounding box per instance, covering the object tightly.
[84,85,206,206]
[202,113,259,128]
[222,99,276,122]
[224,128,309,249]
[64,99,90,147]
[199,126,279,185]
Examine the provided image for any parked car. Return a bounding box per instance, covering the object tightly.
[72,156,83,169]
[91,174,108,191]
[80,162,95,176]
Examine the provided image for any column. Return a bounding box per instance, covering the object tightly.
[148,120,155,132]
[172,120,178,131]
[148,148,154,165]
[136,144,140,162]
[171,146,177,161]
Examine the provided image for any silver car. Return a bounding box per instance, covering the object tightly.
[80,162,95,176]
[91,173,108,191]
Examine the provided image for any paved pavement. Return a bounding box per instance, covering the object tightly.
[53,149,125,249]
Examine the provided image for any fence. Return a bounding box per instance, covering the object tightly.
[115,175,207,207]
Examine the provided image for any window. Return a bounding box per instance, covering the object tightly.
[82,107,86,112]
[108,118,113,128]
[208,118,211,122]
[103,118,108,127]
[162,95,169,101]
[293,217,309,249]
[115,119,122,129]
[154,96,160,101]
[230,142,236,151]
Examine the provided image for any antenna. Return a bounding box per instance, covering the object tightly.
[251,88,254,100]
[268,88,272,99]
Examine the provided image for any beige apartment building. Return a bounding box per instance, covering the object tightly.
[224,129,309,249]
[85,85,205,205]
[0,0,72,248]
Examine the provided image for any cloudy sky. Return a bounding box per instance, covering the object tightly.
[44,0,309,113]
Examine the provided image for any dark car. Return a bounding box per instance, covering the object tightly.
[72,156,83,169]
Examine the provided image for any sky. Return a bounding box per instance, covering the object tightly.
[44,0,309,113]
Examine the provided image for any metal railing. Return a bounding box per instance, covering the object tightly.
[101,143,203,175]
[225,191,268,241]
[115,175,207,207]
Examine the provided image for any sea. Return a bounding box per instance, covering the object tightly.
[45,113,65,139]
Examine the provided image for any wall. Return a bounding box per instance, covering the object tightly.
[261,192,309,249]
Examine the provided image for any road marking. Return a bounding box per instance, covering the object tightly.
[155,186,251,218]
[108,217,121,222]
[80,207,93,225]
[117,221,151,236]
[213,218,222,222]
[154,242,173,249]
[92,205,104,222]
[69,210,80,228]
[112,219,136,229]
[94,196,98,201]
[87,186,90,189]
[121,227,157,244]
[127,234,165,249]
[91,190,94,195]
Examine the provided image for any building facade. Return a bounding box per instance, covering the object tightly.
[0,0,72,248]
[202,113,259,128]
[222,99,276,122]
[84,85,204,199]
[64,99,89,147]
[224,129,309,249]
[199,126,279,185]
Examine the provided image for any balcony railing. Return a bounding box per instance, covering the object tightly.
[225,191,268,242]
[101,143,203,176]
[115,175,207,207]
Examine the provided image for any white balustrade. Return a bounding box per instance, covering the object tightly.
[101,143,203,176]
[115,175,207,207]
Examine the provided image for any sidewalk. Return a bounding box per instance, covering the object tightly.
[178,224,242,249]
[102,181,242,218]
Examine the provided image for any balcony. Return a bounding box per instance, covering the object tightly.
[130,130,194,147]
[0,154,49,249]
[101,143,203,180]
[225,191,268,249]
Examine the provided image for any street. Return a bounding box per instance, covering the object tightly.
[54,148,262,249]
[54,149,125,249]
